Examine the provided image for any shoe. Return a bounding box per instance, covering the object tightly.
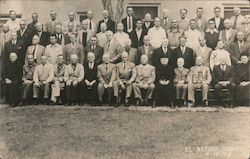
[187,101,194,107]
[135,99,140,106]
[202,100,208,107]
[125,99,129,107]
[151,101,156,108]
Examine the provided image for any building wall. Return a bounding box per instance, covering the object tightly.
[0,0,249,24]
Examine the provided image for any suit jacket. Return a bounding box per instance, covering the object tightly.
[77,30,95,47]
[212,65,234,84]
[64,63,84,82]
[137,45,154,65]
[17,28,33,47]
[32,31,49,47]
[33,63,54,83]
[97,18,115,33]
[228,41,250,65]
[152,47,175,68]
[174,46,195,69]
[53,63,66,82]
[129,29,147,48]
[84,62,98,82]
[174,67,189,84]
[209,17,225,31]
[142,21,154,33]
[85,45,104,65]
[134,64,155,84]
[193,46,212,67]
[25,44,45,65]
[219,29,237,48]
[187,65,212,84]
[103,39,125,63]
[63,43,84,65]
[116,61,136,83]
[121,16,137,33]
[55,33,68,46]
[27,21,37,33]
[22,63,37,81]
[97,63,116,84]
[3,61,22,83]
[160,17,172,32]
[125,47,138,64]
[230,15,245,31]
[3,40,25,66]
[45,21,62,33]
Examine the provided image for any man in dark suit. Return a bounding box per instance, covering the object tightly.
[97,10,115,33]
[173,36,195,69]
[121,7,137,34]
[212,57,236,106]
[17,19,33,48]
[3,31,25,67]
[142,13,154,34]
[3,53,22,107]
[54,24,69,46]
[152,38,175,68]
[137,35,154,65]
[228,31,250,66]
[209,7,225,31]
[33,22,49,47]
[85,36,104,65]
[129,19,147,49]
[27,13,39,33]
[82,52,98,106]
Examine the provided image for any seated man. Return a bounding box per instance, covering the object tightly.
[21,54,37,105]
[64,54,84,106]
[33,55,54,105]
[133,55,155,106]
[3,53,22,107]
[154,56,173,107]
[174,57,189,107]
[82,52,98,106]
[50,55,66,105]
[236,54,249,106]
[187,56,212,107]
[97,54,116,105]
[212,57,236,106]
[113,52,136,106]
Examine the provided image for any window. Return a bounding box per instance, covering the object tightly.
[76,11,87,23]
[224,6,250,19]
[128,3,160,20]
[0,13,22,27]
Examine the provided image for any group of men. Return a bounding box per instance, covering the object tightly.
[0,6,249,107]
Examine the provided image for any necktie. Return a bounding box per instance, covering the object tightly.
[232,16,238,29]
[105,64,108,73]
[128,17,132,30]
[82,32,87,47]
[89,20,92,30]
[239,42,243,52]
[33,45,37,59]
[164,18,167,26]
[123,62,126,69]
[92,45,95,51]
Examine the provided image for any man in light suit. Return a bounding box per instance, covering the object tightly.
[96,22,108,48]
[62,11,79,34]
[113,52,136,106]
[160,9,172,32]
[21,54,36,105]
[33,55,54,104]
[86,10,96,34]
[174,57,189,107]
[187,56,212,106]
[25,35,45,65]
[228,31,250,66]
[64,54,84,105]
[85,36,104,65]
[219,19,237,48]
[193,36,212,67]
[113,23,130,47]
[209,7,225,31]
[103,31,124,63]
[50,54,66,105]
[45,11,62,33]
[137,35,154,65]
[122,7,137,34]
[97,10,115,33]
[97,54,116,105]
[77,20,95,48]
[124,39,138,64]
[63,33,84,65]
[133,55,155,106]
[195,7,207,32]
[230,7,245,31]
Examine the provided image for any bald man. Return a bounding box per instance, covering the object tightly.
[142,13,154,33]
[97,10,115,33]
[77,19,95,48]
[137,35,154,65]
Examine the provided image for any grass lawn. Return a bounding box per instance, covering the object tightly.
[0,105,249,159]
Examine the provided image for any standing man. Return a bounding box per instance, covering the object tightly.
[113,52,136,106]
[204,19,219,50]
[33,22,49,47]
[45,11,62,33]
[148,17,167,49]
[122,7,137,34]
[129,19,147,49]
[142,13,154,33]
[27,13,39,32]
[6,10,20,32]
[113,23,130,47]
[62,11,79,34]
[97,10,115,33]
[85,36,104,65]
[187,56,212,107]
[77,20,95,48]
[178,9,189,31]
[17,19,33,48]
[195,7,207,32]
[218,19,237,48]
[194,36,212,67]
[160,9,172,32]
[209,7,225,31]
[230,7,245,31]
[64,54,84,105]
[97,54,116,105]
[55,24,68,46]
[45,33,63,65]
[167,19,184,49]
[86,10,96,34]
[63,33,84,65]
[96,22,108,48]
[33,55,54,105]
